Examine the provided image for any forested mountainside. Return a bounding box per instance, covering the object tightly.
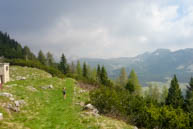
[0,31,35,60]
[80,48,193,85]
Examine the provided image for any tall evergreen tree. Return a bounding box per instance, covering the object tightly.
[185,77,193,112]
[165,75,184,108]
[91,67,97,81]
[76,60,82,75]
[97,64,101,82]
[23,46,31,60]
[38,50,46,65]
[46,51,54,66]
[125,69,141,95]
[23,46,36,60]
[70,62,76,73]
[83,62,88,78]
[59,53,67,74]
[119,67,128,87]
[100,66,109,85]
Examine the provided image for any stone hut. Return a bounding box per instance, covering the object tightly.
[0,63,10,85]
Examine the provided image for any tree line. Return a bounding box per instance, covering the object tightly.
[90,68,193,129]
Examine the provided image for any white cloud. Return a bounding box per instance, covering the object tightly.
[6,0,193,59]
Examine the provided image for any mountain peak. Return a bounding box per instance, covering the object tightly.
[153,48,171,53]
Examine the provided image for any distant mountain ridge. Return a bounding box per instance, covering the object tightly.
[80,48,193,86]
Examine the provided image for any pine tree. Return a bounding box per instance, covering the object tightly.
[97,64,101,82]
[59,53,67,74]
[91,68,97,81]
[38,50,46,65]
[119,67,128,87]
[165,75,184,108]
[76,60,82,75]
[100,66,109,85]
[125,69,141,95]
[70,62,76,73]
[23,46,31,60]
[83,62,88,78]
[185,77,193,112]
[46,51,54,66]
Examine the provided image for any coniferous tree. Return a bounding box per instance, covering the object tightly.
[91,67,97,81]
[125,69,141,95]
[185,77,193,112]
[97,64,101,82]
[23,46,31,60]
[119,67,128,87]
[46,51,54,66]
[59,53,67,74]
[38,50,46,65]
[165,75,184,108]
[70,62,76,73]
[100,66,109,85]
[23,46,36,60]
[76,60,82,75]
[83,62,88,78]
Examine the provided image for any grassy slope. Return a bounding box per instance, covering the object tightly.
[0,66,134,129]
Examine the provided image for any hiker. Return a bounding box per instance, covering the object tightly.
[63,87,66,99]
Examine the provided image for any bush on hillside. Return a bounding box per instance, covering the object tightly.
[90,86,191,129]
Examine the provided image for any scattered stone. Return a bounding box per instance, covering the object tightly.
[9,97,15,101]
[16,76,26,80]
[7,103,20,112]
[84,104,95,110]
[133,126,138,129]
[27,86,37,92]
[79,89,86,93]
[14,100,26,107]
[0,92,13,97]
[21,77,26,80]
[83,111,99,117]
[0,113,3,120]
[14,101,20,107]
[83,104,99,116]
[41,85,53,89]
[48,85,53,89]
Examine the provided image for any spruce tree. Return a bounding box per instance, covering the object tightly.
[46,51,54,66]
[185,77,193,112]
[76,60,82,75]
[38,50,46,65]
[97,64,101,82]
[70,62,76,73]
[59,53,67,74]
[119,67,128,87]
[125,69,141,95]
[23,46,31,60]
[100,66,108,85]
[165,75,184,108]
[83,62,88,78]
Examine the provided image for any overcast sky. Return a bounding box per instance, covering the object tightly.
[1,0,193,59]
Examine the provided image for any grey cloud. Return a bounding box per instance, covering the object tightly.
[1,0,193,59]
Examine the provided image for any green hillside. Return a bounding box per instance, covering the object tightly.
[0,66,134,129]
